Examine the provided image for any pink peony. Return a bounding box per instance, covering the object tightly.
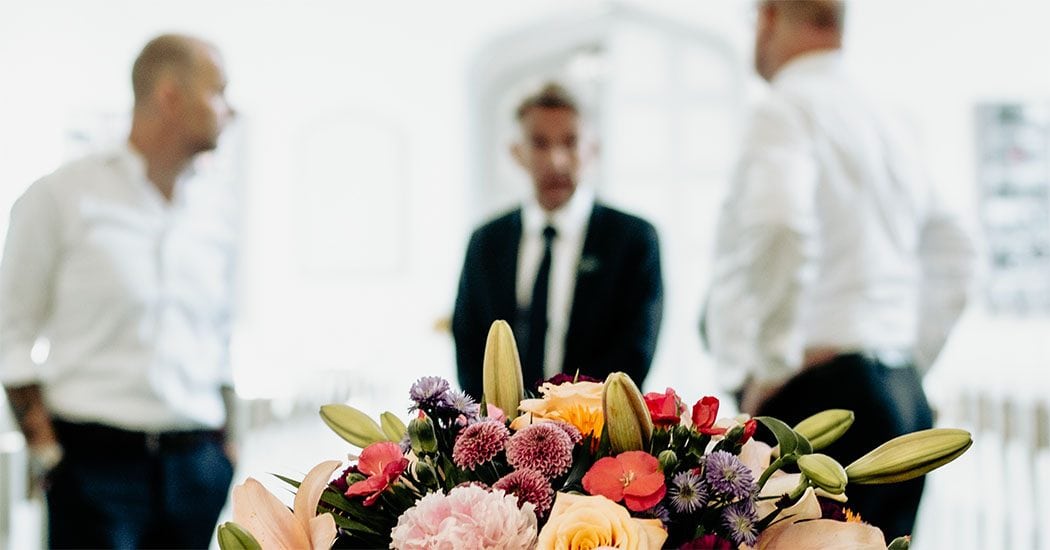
[390,485,537,550]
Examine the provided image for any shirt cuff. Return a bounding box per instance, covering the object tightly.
[0,347,42,386]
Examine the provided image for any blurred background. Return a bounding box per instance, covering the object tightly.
[0,1,1048,548]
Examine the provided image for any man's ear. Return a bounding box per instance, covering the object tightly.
[586,140,600,161]
[153,74,182,116]
[510,142,526,168]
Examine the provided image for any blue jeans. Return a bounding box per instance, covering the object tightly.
[47,420,234,549]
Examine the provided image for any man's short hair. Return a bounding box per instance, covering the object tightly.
[773,0,845,31]
[131,34,208,104]
[515,82,580,121]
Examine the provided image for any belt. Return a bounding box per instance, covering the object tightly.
[53,419,224,455]
[803,347,914,370]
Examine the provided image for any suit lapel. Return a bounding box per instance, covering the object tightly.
[493,210,522,320]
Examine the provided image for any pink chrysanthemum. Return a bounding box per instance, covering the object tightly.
[390,485,537,550]
[506,422,574,478]
[550,420,583,445]
[453,419,509,470]
[494,468,554,515]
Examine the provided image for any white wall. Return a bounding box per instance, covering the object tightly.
[1,0,1048,403]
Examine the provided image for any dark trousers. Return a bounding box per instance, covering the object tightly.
[755,353,934,542]
[47,420,234,549]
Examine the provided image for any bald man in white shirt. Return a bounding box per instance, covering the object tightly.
[704,1,976,541]
[1,34,238,548]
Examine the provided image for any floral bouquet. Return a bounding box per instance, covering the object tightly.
[218,321,972,550]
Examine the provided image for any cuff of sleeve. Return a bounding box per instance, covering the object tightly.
[0,353,42,387]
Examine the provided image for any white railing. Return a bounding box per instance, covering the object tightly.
[914,314,1050,550]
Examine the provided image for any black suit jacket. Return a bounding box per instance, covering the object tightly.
[452,202,663,399]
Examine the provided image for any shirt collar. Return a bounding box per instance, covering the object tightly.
[111,141,149,183]
[772,49,844,85]
[522,184,595,237]
[111,141,195,207]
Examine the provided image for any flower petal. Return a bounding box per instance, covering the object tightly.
[616,451,660,475]
[582,457,626,502]
[623,470,665,498]
[691,396,719,428]
[356,441,403,476]
[623,482,666,511]
[634,518,669,549]
[293,460,342,531]
[758,518,886,550]
[307,513,338,550]
[345,475,388,500]
[232,478,310,549]
[738,440,773,480]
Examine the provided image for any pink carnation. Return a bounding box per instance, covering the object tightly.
[390,485,537,550]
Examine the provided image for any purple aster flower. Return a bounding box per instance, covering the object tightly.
[638,503,671,526]
[409,376,452,411]
[721,500,758,547]
[398,432,413,456]
[669,469,707,513]
[506,423,574,478]
[494,468,554,515]
[446,389,480,420]
[452,419,509,470]
[703,451,756,500]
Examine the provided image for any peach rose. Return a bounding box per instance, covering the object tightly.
[537,493,666,550]
[511,381,605,438]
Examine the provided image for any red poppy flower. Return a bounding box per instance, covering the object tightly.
[344,441,409,506]
[581,450,666,511]
[643,388,685,428]
[691,396,726,436]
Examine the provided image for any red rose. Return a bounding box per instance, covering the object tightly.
[691,396,726,435]
[643,388,685,428]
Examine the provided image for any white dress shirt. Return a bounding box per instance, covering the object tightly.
[706,51,976,391]
[518,186,595,379]
[0,144,237,431]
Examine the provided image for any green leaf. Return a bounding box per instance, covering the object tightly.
[755,416,800,456]
[330,513,382,535]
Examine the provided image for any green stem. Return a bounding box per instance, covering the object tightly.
[755,477,810,530]
[758,455,792,488]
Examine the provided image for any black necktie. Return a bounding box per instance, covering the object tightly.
[523,225,557,389]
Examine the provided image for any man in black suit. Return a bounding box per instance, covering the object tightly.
[453,82,663,400]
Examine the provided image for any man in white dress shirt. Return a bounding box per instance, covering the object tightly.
[704,1,976,540]
[1,33,238,548]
